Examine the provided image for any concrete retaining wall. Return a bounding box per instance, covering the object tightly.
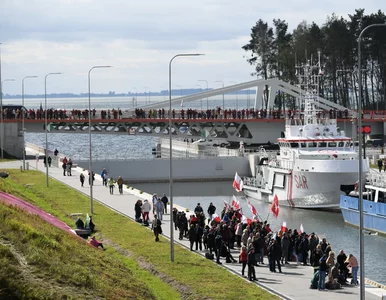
[75,157,251,182]
[1,123,23,158]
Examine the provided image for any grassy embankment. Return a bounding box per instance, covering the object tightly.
[0,170,279,300]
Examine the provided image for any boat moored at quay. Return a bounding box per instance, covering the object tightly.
[242,56,368,209]
[340,171,386,235]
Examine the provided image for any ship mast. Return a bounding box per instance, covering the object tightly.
[295,51,324,126]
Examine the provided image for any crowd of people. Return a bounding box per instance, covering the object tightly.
[135,199,360,288]
[3,106,377,121]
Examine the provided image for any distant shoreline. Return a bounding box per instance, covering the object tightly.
[1,89,252,99]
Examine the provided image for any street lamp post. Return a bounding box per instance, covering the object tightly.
[198,80,208,110]
[196,84,203,111]
[1,78,15,159]
[215,80,224,116]
[144,87,149,104]
[131,87,137,107]
[169,53,204,262]
[22,76,38,170]
[229,81,238,110]
[358,23,386,300]
[88,66,112,215]
[45,73,62,187]
[176,85,183,97]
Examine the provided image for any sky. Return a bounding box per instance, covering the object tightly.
[0,0,384,95]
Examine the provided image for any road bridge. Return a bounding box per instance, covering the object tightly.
[2,78,386,157]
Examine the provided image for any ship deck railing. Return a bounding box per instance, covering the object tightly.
[366,171,386,188]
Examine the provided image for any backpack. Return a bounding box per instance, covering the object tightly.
[205,253,214,260]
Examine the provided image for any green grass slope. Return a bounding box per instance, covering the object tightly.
[0,170,279,300]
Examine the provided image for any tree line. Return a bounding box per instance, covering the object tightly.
[242,9,386,111]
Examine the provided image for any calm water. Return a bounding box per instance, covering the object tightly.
[22,96,386,285]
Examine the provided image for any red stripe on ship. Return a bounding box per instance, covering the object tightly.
[287,173,295,207]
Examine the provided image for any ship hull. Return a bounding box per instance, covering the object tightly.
[340,195,386,235]
[243,170,363,209]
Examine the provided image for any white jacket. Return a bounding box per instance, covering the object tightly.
[142,201,151,213]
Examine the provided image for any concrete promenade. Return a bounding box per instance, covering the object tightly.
[1,157,385,300]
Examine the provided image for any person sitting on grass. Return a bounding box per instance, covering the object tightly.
[89,236,105,250]
[75,217,84,229]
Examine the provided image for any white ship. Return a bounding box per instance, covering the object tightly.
[242,54,368,209]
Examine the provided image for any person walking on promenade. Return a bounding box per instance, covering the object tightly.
[117,176,124,194]
[142,199,151,225]
[134,200,142,222]
[62,156,68,176]
[88,171,95,185]
[54,148,58,156]
[155,198,164,221]
[281,233,290,264]
[161,193,168,214]
[151,214,162,242]
[346,254,359,285]
[67,158,72,176]
[80,173,85,187]
[152,194,158,215]
[108,177,115,194]
[247,246,257,281]
[239,246,248,277]
[178,212,188,240]
[101,168,108,187]
[47,156,52,167]
[207,202,216,224]
[43,156,47,167]
[195,224,203,251]
[188,224,197,251]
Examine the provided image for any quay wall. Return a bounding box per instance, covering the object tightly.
[75,157,251,182]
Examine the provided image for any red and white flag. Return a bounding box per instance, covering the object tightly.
[270,194,279,218]
[299,224,304,234]
[212,213,221,223]
[247,199,257,216]
[223,200,230,211]
[232,172,243,192]
[241,214,252,225]
[231,195,240,210]
[281,221,287,233]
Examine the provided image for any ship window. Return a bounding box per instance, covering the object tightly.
[308,142,317,148]
[328,142,337,147]
[345,142,350,147]
[290,143,299,148]
[318,142,327,147]
[338,142,345,147]
[300,142,307,148]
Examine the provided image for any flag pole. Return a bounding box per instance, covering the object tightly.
[265,209,271,223]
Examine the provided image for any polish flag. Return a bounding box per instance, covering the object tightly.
[281,221,287,233]
[241,215,252,225]
[299,224,304,234]
[247,200,257,216]
[231,195,240,210]
[270,194,279,218]
[233,172,243,192]
[212,213,221,223]
[223,200,230,210]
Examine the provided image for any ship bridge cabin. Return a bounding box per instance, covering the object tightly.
[277,137,356,160]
